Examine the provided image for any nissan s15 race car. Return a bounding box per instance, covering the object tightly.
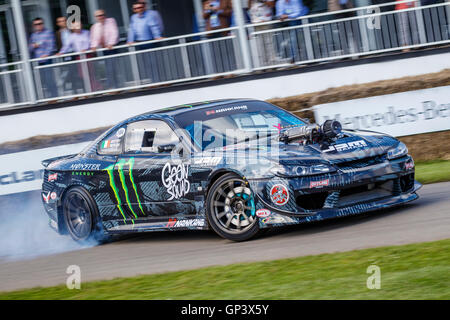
[41,99,421,242]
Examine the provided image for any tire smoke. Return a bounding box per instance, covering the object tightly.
[0,191,95,261]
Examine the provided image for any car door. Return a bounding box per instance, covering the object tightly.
[115,119,196,221]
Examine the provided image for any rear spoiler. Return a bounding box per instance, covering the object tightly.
[41,154,77,168]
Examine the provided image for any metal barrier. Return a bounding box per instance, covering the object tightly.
[30,28,244,102]
[248,1,450,69]
[0,61,28,107]
[0,1,449,109]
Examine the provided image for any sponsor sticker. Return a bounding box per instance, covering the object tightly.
[405,160,415,170]
[205,105,248,116]
[72,172,94,176]
[48,173,58,182]
[322,140,368,153]
[42,191,57,203]
[193,157,222,166]
[166,218,177,228]
[42,192,51,203]
[70,164,101,171]
[310,179,329,188]
[261,215,288,224]
[256,209,271,218]
[270,184,289,206]
[161,163,190,200]
[173,219,205,228]
[116,128,126,138]
[101,139,120,149]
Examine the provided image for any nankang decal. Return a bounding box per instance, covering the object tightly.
[48,173,58,182]
[205,105,248,116]
[322,140,368,153]
[70,163,101,171]
[173,219,206,228]
[161,163,190,201]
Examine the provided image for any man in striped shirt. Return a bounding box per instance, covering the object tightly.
[29,17,58,98]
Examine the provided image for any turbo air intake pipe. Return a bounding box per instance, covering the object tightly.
[320,120,342,139]
[280,120,342,144]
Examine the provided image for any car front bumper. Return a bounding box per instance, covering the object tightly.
[248,155,421,227]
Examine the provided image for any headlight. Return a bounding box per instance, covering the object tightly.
[387,142,408,160]
[271,164,336,177]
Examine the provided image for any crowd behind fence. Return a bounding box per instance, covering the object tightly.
[0,0,449,109]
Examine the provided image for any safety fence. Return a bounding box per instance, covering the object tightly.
[248,1,450,69]
[0,0,449,109]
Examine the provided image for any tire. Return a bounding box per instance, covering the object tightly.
[63,186,110,243]
[206,173,261,241]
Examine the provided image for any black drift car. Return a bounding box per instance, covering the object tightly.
[41,99,420,242]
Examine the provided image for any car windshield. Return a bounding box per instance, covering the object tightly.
[174,101,306,151]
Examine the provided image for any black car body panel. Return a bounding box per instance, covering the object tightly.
[41,99,421,237]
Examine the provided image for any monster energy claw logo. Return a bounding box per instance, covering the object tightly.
[161,163,190,201]
[104,158,144,224]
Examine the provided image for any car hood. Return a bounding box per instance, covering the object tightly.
[203,130,399,165]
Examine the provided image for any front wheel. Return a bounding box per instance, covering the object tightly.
[206,173,261,241]
[63,186,110,243]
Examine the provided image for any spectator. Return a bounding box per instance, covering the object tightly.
[127,1,163,83]
[55,16,70,51]
[55,16,72,94]
[203,0,233,37]
[139,0,165,36]
[275,0,309,21]
[421,0,440,4]
[90,9,121,89]
[59,22,90,54]
[28,17,57,98]
[90,9,119,51]
[275,0,309,63]
[58,22,101,92]
[248,0,275,24]
[29,18,56,58]
[231,0,251,26]
[328,0,357,55]
[371,0,395,12]
[249,0,277,66]
[328,0,354,15]
[396,0,415,50]
[127,1,163,44]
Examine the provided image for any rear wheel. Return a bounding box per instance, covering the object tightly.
[63,187,109,243]
[206,173,261,241]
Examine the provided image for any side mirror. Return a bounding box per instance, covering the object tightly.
[158,144,176,153]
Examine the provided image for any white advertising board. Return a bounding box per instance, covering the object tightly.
[0,142,90,196]
[313,86,450,137]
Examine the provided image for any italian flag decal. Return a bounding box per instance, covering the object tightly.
[102,140,111,148]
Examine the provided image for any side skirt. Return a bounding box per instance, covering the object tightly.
[105,216,210,234]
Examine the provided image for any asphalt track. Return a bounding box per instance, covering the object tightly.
[0,182,449,292]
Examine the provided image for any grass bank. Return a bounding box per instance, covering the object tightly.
[1,239,449,300]
[415,160,450,184]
